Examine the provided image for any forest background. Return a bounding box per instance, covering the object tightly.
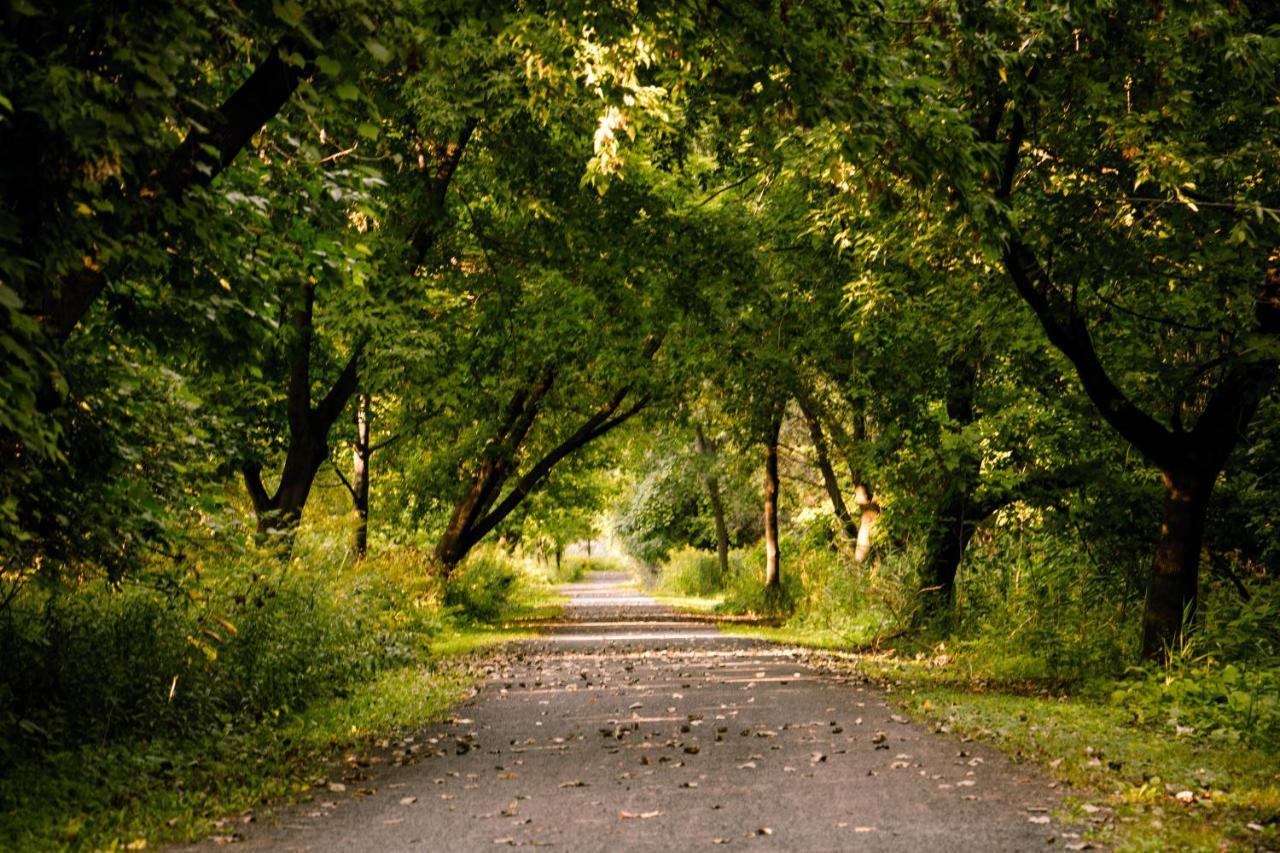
[1,1,1277,849]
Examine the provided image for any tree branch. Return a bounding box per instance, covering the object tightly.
[242,463,272,514]
[313,345,362,434]
[163,34,318,200]
[331,455,357,500]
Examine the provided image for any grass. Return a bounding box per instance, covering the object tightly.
[0,539,567,853]
[667,601,1280,852]
[0,623,538,853]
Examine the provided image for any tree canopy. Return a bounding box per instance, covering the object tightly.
[3,0,1277,667]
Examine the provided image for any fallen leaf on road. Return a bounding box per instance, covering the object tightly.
[1028,815,1051,824]
[327,782,346,793]
[619,810,662,819]
[559,780,588,788]
[399,796,417,805]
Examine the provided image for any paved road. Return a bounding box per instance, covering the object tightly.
[203,571,1079,851]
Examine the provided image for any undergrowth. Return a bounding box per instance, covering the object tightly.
[648,535,1280,851]
[0,538,555,852]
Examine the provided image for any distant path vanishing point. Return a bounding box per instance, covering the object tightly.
[193,570,1081,851]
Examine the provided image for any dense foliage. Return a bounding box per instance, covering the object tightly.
[1,0,1278,846]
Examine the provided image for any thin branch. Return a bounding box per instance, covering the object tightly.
[697,166,767,208]
[369,433,402,454]
[331,456,357,500]
[1119,196,1280,217]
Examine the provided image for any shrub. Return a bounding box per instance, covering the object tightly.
[443,550,522,622]
[657,547,724,597]
[0,544,458,764]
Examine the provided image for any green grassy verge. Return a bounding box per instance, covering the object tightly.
[672,607,1280,852]
[0,623,539,853]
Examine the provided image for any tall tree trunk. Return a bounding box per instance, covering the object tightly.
[798,382,878,562]
[922,358,980,613]
[1141,468,1212,658]
[853,484,879,564]
[432,366,650,574]
[763,408,783,591]
[241,280,360,556]
[707,477,731,579]
[694,424,731,580]
[923,491,978,607]
[795,394,859,544]
[351,394,371,559]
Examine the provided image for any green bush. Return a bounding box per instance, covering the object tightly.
[443,550,522,622]
[657,547,724,597]
[1110,584,1280,748]
[0,545,456,764]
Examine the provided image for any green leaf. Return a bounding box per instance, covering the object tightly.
[271,0,304,26]
[364,38,391,64]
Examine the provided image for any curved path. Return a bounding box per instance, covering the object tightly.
[205,571,1077,851]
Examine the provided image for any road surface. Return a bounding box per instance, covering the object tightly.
[196,571,1081,851]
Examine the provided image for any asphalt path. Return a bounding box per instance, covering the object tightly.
[195,571,1083,851]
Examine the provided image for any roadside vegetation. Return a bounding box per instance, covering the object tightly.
[634,539,1280,850]
[0,497,565,850]
[3,2,1278,851]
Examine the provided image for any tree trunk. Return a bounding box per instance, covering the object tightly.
[694,424,730,580]
[708,476,731,580]
[924,491,978,607]
[763,409,783,591]
[431,368,649,574]
[1141,469,1212,659]
[243,435,330,554]
[993,110,1278,660]
[795,395,859,543]
[853,484,879,564]
[242,279,360,557]
[922,357,980,614]
[351,394,371,559]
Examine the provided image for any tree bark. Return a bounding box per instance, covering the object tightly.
[853,484,879,564]
[795,393,859,544]
[924,491,977,607]
[922,358,980,613]
[694,424,731,580]
[351,393,371,559]
[1141,468,1212,657]
[242,279,360,555]
[763,407,783,591]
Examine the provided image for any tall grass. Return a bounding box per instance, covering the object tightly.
[0,536,541,766]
